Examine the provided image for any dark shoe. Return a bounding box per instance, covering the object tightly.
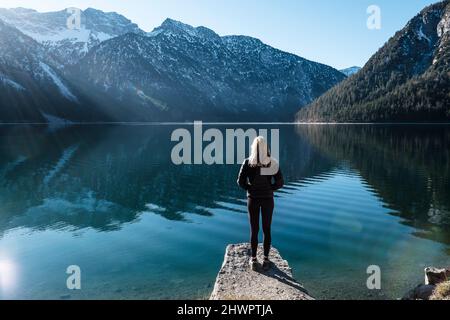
[249,258,258,271]
[262,259,271,271]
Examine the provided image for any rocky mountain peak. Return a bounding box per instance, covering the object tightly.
[0,7,145,65]
[160,18,192,30]
[153,18,220,41]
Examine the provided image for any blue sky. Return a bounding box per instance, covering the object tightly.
[1,0,439,69]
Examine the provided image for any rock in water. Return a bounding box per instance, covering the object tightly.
[425,267,449,285]
[210,243,314,300]
[403,284,437,300]
[403,266,450,300]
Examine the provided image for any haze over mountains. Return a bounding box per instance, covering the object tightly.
[0,18,108,122]
[0,7,345,122]
[298,0,450,123]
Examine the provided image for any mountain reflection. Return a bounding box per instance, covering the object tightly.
[296,124,450,244]
[1,124,449,246]
[0,124,332,233]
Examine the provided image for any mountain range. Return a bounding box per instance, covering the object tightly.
[1,1,449,123]
[0,8,345,123]
[297,0,450,123]
[0,18,109,122]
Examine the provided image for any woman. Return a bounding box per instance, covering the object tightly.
[237,136,284,271]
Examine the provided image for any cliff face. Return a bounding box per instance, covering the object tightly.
[210,243,314,300]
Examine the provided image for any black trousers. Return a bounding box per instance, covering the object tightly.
[247,197,274,258]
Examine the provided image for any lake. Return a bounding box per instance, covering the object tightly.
[0,124,449,300]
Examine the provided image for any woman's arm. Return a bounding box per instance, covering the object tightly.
[271,168,284,191]
[237,160,250,190]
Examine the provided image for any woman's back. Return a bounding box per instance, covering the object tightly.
[237,159,284,199]
[236,136,284,270]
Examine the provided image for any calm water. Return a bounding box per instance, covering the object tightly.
[0,124,449,300]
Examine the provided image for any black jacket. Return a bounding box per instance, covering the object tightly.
[237,159,284,199]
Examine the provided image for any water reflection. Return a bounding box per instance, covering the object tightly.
[296,125,450,245]
[0,125,330,233]
[0,124,450,299]
[1,124,449,241]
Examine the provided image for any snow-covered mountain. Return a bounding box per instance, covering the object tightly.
[340,66,361,77]
[0,19,110,122]
[0,7,144,65]
[69,18,345,121]
[0,8,345,122]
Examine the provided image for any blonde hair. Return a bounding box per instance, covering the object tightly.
[248,136,271,167]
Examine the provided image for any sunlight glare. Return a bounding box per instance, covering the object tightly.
[0,259,17,291]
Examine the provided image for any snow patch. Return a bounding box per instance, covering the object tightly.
[43,145,79,185]
[27,27,91,44]
[145,203,166,212]
[41,113,74,132]
[0,74,26,91]
[136,89,169,111]
[417,25,431,43]
[92,31,114,42]
[39,62,78,102]
[42,112,74,125]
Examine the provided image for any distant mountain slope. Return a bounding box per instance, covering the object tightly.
[0,7,144,65]
[297,0,450,123]
[0,8,345,122]
[0,19,109,123]
[69,19,345,121]
[339,66,361,77]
